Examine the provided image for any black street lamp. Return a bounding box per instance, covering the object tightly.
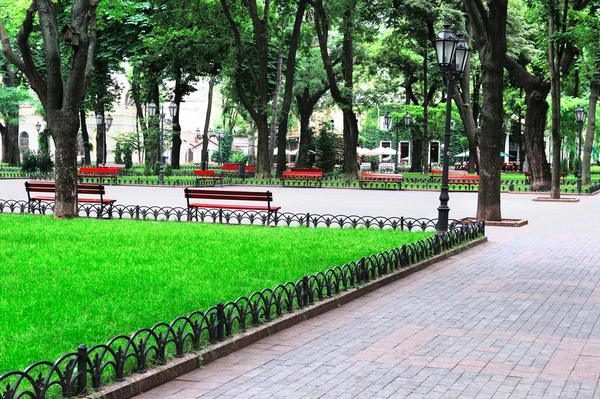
[433,22,470,234]
[148,100,178,184]
[95,113,112,166]
[574,105,587,194]
[210,129,224,166]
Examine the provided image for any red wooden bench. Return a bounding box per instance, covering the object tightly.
[280,168,323,187]
[77,167,120,185]
[184,188,280,223]
[194,170,224,187]
[448,175,480,189]
[358,173,403,190]
[221,163,256,177]
[24,181,116,217]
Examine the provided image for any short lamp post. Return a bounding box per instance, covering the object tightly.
[95,113,113,166]
[148,100,178,185]
[433,22,470,234]
[384,112,411,173]
[574,105,587,194]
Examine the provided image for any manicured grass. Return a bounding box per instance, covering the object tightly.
[0,214,433,373]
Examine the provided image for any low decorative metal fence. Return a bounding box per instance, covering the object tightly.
[0,201,484,399]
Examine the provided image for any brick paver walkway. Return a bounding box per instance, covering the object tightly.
[130,194,600,398]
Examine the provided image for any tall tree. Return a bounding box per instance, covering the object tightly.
[463,0,508,220]
[314,0,361,180]
[1,0,100,218]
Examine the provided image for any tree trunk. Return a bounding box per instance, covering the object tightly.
[463,0,508,221]
[1,68,20,165]
[1,123,20,165]
[201,77,215,169]
[256,115,270,178]
[49,109,80,218]
[269,53,283,169]
[582,82,598,185]
[419,43,429,174]
[548,10,562,199]
[410,138,423,173]
[296,109,312,168]
[342,109,359,179]
[148,84,160,168]
[79,109,91,165]
[171,71,184,169]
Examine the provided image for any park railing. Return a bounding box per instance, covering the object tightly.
[0,200,484,399]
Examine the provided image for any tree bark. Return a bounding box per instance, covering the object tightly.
[94,101,105,166]
[0,67,20,165]
[269,54,283,169]
[418,43,428,173]
[314,0,359,180]
[295,84,329,168]
[276,0,307,177]
[79,108,91,165]
[201,77,215,169]
[463,0,508,221]
[171,70,184,169]
[582,82,599,185]
[504,58,552,190]
[548,5,564,199]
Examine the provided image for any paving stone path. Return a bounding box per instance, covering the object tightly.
[129,192,600,398]
[2,180,597,398]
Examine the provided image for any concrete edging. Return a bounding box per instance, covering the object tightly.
[87,236,488,399]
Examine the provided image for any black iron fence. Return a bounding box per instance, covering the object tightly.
[0,201,484,398]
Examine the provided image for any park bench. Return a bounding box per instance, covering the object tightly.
[448,175,480,189]
[184,188,280,224]
[221,163,256,178]
[194,170,224,187]
[280,168,323,187]
[431,169,468,177]
[358,172,403,190]
[378,162,395,172]
[77,167,120,185]
[525,171,565,184]
[24,181,116,218]
[359,162,372,172]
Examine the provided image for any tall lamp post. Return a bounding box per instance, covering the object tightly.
[433,22,470,234]
[574,105,587,194]
[95,113,113,166]
[148,101,178,185]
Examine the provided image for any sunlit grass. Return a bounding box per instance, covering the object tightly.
[0,214,433,373]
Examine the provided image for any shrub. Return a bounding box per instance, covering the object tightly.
[21,151,54,174]
[229,151,247,164]
[164,163,173,176]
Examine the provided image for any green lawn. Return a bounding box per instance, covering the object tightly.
[0,214,433,373]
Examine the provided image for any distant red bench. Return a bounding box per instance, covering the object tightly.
[221,163,256,177]
[184,188,280,223]
[448,175,480,189]
[78,167,119,185]
[280,168,323,187]
[194,170,224,187]
[358,173,403,190]
[25,181,116,218]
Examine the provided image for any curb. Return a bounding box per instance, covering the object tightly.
[87,236,488,399]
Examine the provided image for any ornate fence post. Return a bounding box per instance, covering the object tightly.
[302,275,309,307]
[77,344,88,395]
[217,302,225,341]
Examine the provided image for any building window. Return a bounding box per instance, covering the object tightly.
[77,133,84,156]
[19,132,29,153]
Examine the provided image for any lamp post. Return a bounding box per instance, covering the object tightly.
[148,101,178,185]
[95,113,113,166]
[433,22,470,234]
[574,105,587,194]
[210,129,224,166]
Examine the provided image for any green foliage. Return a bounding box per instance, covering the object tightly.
[0,214,433,373]
[229,151,247,164]
[164,163,173,177]
[316,125,339,173]
[123,142,133,169]
[114,141,123,164]
[144,159,152,176]
[363,155,379,171]
[21,151,54,174]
